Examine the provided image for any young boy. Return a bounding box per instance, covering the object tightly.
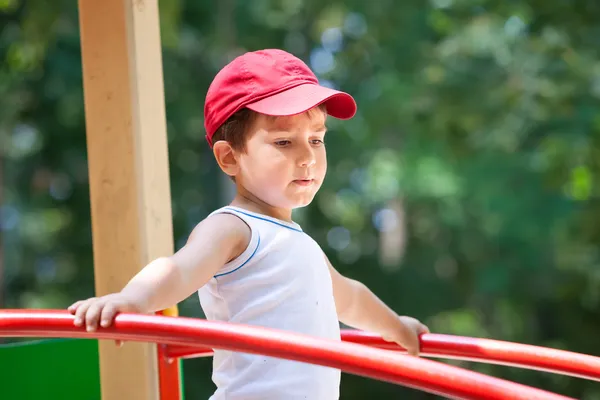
[69,49,429,400]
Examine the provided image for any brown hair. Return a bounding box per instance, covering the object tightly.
[211,105,328,151]
[211,108,258,151]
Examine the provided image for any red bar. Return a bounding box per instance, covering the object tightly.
[0,309,574,400]
[165,330,600,382]
[156,310,182,400]
[157,343,181,400]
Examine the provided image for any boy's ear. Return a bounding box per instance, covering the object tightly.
[213,140,240,177]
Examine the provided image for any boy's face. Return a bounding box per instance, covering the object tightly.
[236,108,328,210]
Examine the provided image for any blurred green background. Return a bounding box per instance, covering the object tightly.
[1,0,599,398]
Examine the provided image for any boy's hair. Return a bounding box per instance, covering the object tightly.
[211,105,328,152]
[211,108,256,151]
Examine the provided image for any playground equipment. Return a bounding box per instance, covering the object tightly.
[3,1,598,399]
[1,309,599,399]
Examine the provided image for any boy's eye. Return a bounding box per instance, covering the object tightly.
[274,140,291,146]
[311,139,324,145]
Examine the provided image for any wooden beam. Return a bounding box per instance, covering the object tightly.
[78,1,178,399]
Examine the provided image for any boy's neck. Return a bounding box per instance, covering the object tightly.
[230,186,293,222]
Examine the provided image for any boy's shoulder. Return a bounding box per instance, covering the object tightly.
[188,209,252,250]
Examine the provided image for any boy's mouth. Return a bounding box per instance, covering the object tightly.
[293,179,315,186]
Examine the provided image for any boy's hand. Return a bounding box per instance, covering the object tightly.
[382,316,430,356]
[68,293,145,341]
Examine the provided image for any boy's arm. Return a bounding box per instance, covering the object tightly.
[121,213,250,312]
[70,213,250,331]
[325,255,429,355]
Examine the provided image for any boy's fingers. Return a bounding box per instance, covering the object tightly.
[68,301,83,313]
[74,301,92,326]
[401,332,421,357]
[85,302,103,331]
[404,340,419,356]
[413,337,421,356]
[419,324,430,334]
[100,304,117,327]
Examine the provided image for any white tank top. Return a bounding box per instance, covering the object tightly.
[198,206,341,400]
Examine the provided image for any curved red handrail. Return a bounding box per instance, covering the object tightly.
[0,310,573,400]
[166,330,600,382]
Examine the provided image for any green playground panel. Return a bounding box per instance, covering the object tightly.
[0,339,101,400]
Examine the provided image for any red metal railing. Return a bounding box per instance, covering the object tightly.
[1,309,594,400]
[166,330,600,382]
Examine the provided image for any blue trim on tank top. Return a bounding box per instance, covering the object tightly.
[223,207,302,232]
[214,234,261,278]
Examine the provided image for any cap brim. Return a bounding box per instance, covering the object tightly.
[245,83,357,120]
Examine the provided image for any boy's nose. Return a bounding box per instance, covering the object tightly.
[297,147,316,168]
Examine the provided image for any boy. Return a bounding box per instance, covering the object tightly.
[69,49,429,400]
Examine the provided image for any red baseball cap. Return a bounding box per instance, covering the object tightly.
[204,49,357,146]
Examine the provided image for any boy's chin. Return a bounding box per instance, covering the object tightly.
[284,195,316,210]
[290,201,311,210]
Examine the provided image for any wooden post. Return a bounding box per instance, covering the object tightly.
[78,1,179,399]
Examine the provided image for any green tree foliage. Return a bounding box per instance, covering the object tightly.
[1,0,599,398]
